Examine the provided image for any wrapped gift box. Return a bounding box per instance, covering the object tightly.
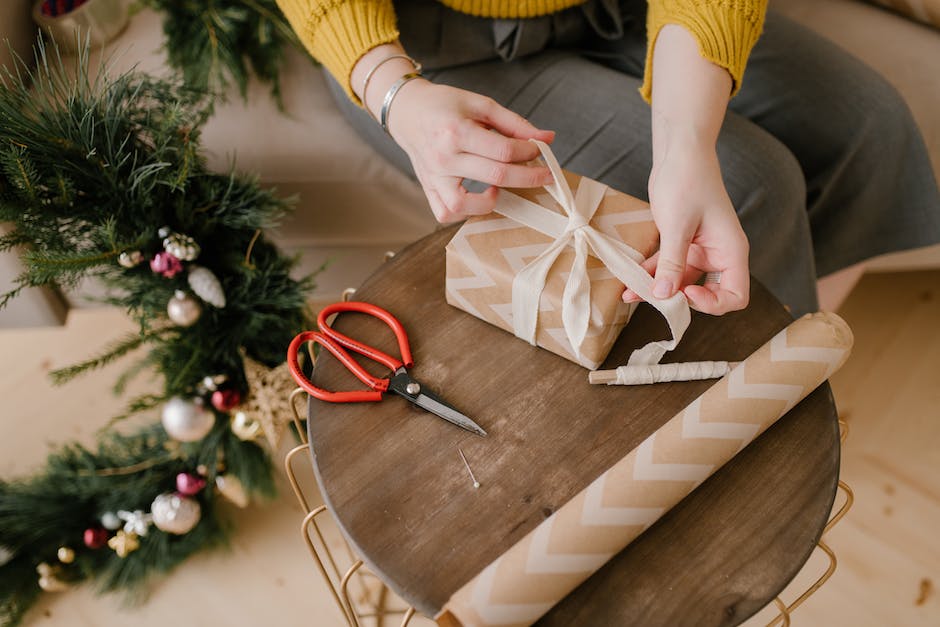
[445,167,661,370]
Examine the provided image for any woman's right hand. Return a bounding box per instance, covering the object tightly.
[387,79,556,223]
[352,44,555,224]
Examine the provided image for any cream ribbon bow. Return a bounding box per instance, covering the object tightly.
[493,139,690,367]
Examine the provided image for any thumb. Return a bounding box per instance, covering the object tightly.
[652,232,691,299]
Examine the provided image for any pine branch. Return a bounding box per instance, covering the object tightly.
[50,330,168,385]
[140,0,303,103]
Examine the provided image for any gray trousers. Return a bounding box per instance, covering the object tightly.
[328,0,940,316]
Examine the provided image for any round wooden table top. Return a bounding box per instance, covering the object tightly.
[306,226,840,626]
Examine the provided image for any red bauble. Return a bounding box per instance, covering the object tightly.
[83,526,109,549]
[176,472,207,496]
[211,389,241,412]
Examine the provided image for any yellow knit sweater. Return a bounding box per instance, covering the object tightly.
[276,0,767,104]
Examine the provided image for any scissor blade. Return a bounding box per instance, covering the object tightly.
[412,392,487,437]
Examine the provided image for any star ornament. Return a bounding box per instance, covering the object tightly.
[108,530,140,558]
[240,351,297,449]
[118,509,153,536]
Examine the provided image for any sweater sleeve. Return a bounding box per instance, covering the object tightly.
[276,0,400,104]
[640,0,768,103]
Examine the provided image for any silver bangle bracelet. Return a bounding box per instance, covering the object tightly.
[380,72,423,135]
[360,54,421,119]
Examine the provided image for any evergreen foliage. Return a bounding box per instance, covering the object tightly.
[140,0,302,102]
[0,40,315,626]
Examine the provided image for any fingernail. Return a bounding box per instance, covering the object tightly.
[622,293,639,303]
[653,279,672,299]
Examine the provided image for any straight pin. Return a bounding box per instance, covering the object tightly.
[458,448,480,489]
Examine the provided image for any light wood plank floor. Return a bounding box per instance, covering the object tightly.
[1,271,938,626]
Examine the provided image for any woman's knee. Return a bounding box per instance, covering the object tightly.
[718,117,818,314]
[719,116,806,233]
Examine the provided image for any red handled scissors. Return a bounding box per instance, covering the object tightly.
[287,301,487,437]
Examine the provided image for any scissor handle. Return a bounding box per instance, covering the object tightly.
[287,331,387,403]
[317,301,414,370]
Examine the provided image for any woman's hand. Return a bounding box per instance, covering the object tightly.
[353,43,555,224]
[622,24,749,315]
[388,80,556,223]
[623,136,750,314]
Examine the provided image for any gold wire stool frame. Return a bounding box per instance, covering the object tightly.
[285,278,853,627]
[285,386,417,627]
[760,418,854,627]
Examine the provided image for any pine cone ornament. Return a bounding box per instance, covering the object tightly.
[187,265,226,308]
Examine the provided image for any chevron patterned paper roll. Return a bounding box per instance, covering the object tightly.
[437,311,853,627]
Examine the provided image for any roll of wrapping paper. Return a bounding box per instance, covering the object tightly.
[437,311,853,627]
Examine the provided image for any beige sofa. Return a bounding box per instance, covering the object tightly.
[2,0,938,326]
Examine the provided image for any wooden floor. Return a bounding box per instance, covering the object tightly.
[1,271,938,627]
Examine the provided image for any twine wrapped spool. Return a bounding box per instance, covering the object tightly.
[32,0,129,54]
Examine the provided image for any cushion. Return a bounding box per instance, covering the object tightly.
[868,0,940,29]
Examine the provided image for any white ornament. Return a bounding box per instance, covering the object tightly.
[0,545,13,567]
[161,396,215,442]
[118,251,143,268]
[37,563,69,592]
[163,232,200,261]
[167,290,202,326]
[187,265,226,308]
[101,511,121,530]
[117,509,153,537]
[215,474,249,508]
[151,493,201,535]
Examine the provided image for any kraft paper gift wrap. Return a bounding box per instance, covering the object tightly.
[437,311,854,627]
[445,141,690,370]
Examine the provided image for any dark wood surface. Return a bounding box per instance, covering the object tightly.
[306,226,840,626]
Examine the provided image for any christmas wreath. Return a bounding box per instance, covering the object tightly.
[0,41,315,626]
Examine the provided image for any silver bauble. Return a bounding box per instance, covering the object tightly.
[163,232,200,261]
[101,511,121,530]
[187,265,226,308]
[161,396,215,442]
[118,250,143,268]
[151,493,201,535]
[0,545,13,567]
[167,290,202,326]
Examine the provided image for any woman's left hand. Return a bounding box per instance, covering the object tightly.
[622,24,750,315]
[623,136,750,314]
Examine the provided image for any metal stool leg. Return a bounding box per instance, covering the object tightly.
[284,387,421,626]
[764,419,854,626]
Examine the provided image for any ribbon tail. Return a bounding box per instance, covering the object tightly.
[511,237,571,345]
[562,233,592,363]
[586,229,691,365]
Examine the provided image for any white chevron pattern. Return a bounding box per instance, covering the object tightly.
[632,437,715,483]
[580,475,663,527]
[770,332,848,379]
[445,181,659,369]
[524,519,612,575]
[441,313,854,627]
[470,561,554,625]
[681,397,761,446]
[726,362,806,415]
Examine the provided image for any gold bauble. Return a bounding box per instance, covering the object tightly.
[231,411,262,441]
[56,546,75,564]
